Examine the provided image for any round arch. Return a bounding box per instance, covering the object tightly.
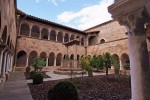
[64,33,69,42]
[16,50,27,67]
[57,32,63,43]
[28,51,38,66]
[20,23,30,36]
[70,35,74,41]
[49,52,55,66]
[70,54,74,60]
[121,53,130,70]
[50,30,56,41]
[56,53,62,66]
[77,54,80,60]
[41,28,49,40]
[112,54,120,69]
[2,26,7,44]
[40,52,47,66]
[31,25,40,38]
[100,39,105,44]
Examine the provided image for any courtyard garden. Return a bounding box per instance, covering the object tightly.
[26,52,131,100]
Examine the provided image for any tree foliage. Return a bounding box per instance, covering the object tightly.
[32,57,46,72]
[79,55,93,77]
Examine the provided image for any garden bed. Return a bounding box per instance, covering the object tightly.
[24,71,50,79]
[28,74,131,100]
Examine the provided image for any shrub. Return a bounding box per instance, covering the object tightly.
[48,81,78,100]
[29,71,36,79]
[26,66,31,73]
[33,73,43,84]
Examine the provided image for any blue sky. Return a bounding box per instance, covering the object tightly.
[17,0,114,30]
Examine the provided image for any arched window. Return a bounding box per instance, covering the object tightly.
[41,28,48,40]
[70,35,74,41]
[56,53,62,66]
[112,54,120,69]
[121,53,130,70]
[2,26,7,44]
[31,25,40,38]
[100,39,105,44]
[28,51,38,66]
[20,23,30,36]
[64,34,69,42]
[49,52,55,66]
[50,30,56,41]
[81,37,84,46]
[40,52,47,66]
[57,32,63,43]
[16,50,27,67]
[70,54,74,60]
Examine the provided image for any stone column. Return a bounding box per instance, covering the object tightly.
[39,28,42,39]
[56,33,58,42]
[0,51,4,76]
[26,55,29,67]
[29,27,32,37]
[124,10,150,100]
[54,57,56,66]
[46,57,48,66]
[48,30,50,40]
[2,52,7,76]
[119,58,123,70]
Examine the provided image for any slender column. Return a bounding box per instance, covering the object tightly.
[119,58,123,70]
[63,34,65,43]
[39,28,42,39]
[56,33,58,42]
[0,51,4,76]
[2,53,7,76]
[26,55,29,67]
[29,27,32,37]
[46,57,48,66]
[48,30,50,40]
[54,57,56,66]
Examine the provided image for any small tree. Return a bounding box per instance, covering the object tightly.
[103,52,112,78]
[79,55,93,77]
[90,55,104,71]
[111,55,120,74]
[32,57,46,72]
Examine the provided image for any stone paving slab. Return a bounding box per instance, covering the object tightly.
[0,72,33,100]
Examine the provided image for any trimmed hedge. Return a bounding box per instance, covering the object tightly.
[33,73,43,84]
[48,81,78,100]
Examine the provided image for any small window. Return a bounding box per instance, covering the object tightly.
[100,39,105,44]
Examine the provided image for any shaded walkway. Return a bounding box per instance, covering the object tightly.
[0,72,33,100]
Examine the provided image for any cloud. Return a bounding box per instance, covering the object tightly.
[60,0,66,2]
[57,0,114,30]
[48,0,58,6]
[35,0,43,3]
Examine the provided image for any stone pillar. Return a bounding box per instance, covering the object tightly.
[2,52,7,76]
[74,45,77,68]
[46,57,48,66]
[119,58,123,70]
[123,10,150,100]
[48,30,50,40]
[39,28,42,39]
[54,57,56,66]
[26,55,29,67]
[0,51,4,76]
[29,27,32,37]
[56,33,58,42]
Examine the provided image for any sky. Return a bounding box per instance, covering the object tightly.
[17,0,114,30]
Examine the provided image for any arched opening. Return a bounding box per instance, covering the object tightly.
[50,30,56,41]
[81,37,84,46]
[70,35,74,41]
[76,36,80,45]
[112,54,120,69]
[56,53,62,66]
[57,32,63,43]
[49,52,55,66]
[88,36,96,46]
[16,50,27,67]
[31,25,40,38]
[41,28,49,40]
[70,54,74,60]
[20,23,30,36]
[2,26,7,44]
[121,53,130,70]
[77,54,80,60]
[28,51,38,66]
[7,35,10,46]
[64,33,69,42]
[40,52,47,66]
[100,39,105,44]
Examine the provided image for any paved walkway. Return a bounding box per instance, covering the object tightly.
[0,72,33,100]
[27,71,106,83]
